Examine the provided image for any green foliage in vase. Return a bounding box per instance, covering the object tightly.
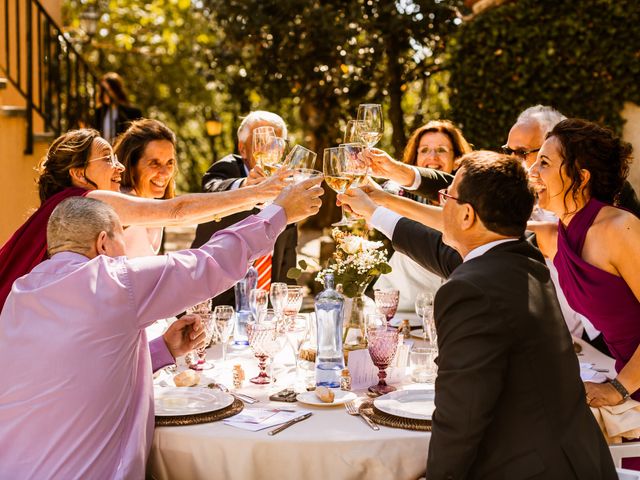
[448,0,640,149]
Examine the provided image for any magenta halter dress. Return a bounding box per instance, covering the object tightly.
[554,198,640,399]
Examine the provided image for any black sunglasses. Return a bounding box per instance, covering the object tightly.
[501,145,540,158]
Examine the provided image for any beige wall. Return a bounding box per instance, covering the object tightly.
[0,0,61,245]
[622,102,640,194]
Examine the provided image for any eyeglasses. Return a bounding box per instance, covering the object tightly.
[501,145,540,159]
[420,146,451,156]
[438,188,461,205]
[88,153,122,169]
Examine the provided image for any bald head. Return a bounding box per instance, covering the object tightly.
[47,197,125,258]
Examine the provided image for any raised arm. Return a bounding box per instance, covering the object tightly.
[87,172,287,228]
[124,176,323,326]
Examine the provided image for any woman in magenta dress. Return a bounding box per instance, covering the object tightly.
[529,118,640,398]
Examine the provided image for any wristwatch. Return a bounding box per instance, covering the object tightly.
[609,378,631,401]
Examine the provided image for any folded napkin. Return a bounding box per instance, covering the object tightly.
[591,399,640,444]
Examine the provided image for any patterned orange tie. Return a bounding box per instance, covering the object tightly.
[254,253,273,291]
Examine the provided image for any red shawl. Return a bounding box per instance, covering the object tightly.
[0,187,89,311]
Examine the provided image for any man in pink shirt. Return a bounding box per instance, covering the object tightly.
[0,177,323,479]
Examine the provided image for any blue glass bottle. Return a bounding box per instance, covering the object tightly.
[233,266,258,345]
[314,272,345,387]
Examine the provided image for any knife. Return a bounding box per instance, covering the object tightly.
[267,412,313,436]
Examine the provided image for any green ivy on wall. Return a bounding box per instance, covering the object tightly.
[448,0,640,149]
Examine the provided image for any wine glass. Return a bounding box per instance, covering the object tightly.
[284,144,317,170]
[415,292,436,345]
[186,299,215,371]
[340,142,368,189]
[374,289,400,323]
[367,328,399,395]
[262,315,289,387]
[263,137,287,176]
[323,146,352,227]
[247,321,277,384]
[250,288,268,323]
[283,285,304,323]
[269,282,288,324]
[253,126,275,137]
[292,168,323,183]
[365,312,387,340]
[285,314,309,378]
[214,305,235,363]
[357,104,384,148]
[344,119,365,144]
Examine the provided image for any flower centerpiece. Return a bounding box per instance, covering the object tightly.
[316,229,391,350]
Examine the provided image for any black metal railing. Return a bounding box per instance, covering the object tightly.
[1,0,99,153]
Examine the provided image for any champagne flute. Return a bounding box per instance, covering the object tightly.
[250,288,268,323]
[415,292,435,345]
[356,104,384,148]
[214,305,235,363]
[323,146,352,227]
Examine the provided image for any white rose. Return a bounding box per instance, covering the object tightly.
[341,236,363,255]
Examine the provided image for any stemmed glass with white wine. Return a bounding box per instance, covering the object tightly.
[356,104,384,148]
[344,119,365,144]
[323,146,352,227]
[253,130,286,176]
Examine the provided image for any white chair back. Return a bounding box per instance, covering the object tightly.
[611,443,640,468]
[617,468,640,480]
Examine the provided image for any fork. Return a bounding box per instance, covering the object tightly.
[207,383,259,404]
[345,400,379,431]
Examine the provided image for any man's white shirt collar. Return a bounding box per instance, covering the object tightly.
[463,238,519,262]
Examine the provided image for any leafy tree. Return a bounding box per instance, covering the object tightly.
[448,0,640,149]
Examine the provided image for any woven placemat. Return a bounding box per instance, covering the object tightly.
[359,399,431,431]
[155,397,244,427]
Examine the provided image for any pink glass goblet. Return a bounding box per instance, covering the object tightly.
[367,328,399,395]
[283,286,304,325]
[374,289,400,322]
[247,322,276,384]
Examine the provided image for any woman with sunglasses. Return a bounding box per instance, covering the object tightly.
[0,128,287,311]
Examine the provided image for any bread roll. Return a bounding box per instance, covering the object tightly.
[315,386,335,403]
[174,370,200,387]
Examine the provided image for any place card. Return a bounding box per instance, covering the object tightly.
[347,348,406,390]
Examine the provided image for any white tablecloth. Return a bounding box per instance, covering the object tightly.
[149,338,430,480]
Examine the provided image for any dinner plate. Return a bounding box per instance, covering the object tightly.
[154,387,234,416]
[374,389,435,420]
[389,315,422,328]
[296,389,357,407]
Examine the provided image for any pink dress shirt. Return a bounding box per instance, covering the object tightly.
[0,205,286,480]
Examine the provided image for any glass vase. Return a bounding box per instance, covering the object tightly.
[342,283,370,351]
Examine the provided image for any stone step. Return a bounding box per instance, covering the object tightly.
[33,131,55,142]
[0,105,26,117]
